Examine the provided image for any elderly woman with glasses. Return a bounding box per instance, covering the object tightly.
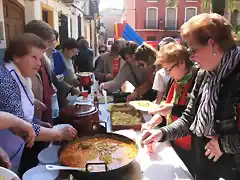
[141,13,240,180]
[141,41,199,175]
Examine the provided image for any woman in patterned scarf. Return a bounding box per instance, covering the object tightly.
[141,41,198,174]
[141,13,240,180]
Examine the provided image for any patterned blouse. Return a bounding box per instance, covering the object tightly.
[0,65,40,135]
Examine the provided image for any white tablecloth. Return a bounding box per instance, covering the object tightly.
[43,102,193,180]
[98,103,193,180]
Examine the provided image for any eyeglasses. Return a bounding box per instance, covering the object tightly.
[187,46,205,56]
[164,63,177,72]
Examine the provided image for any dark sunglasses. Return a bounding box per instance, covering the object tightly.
[99,50,106,54]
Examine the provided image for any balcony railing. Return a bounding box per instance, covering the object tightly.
[144,20,178,30]
[59,0,74,4]
[165,20,178,30]
[144,20,159,29]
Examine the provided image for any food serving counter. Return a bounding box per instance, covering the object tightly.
[37,102,193,180]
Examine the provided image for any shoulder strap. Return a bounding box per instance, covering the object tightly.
[127,62,140,86]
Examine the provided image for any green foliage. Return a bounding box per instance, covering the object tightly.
[228,0,240,12]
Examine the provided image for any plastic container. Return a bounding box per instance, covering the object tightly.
[52,93,59,119]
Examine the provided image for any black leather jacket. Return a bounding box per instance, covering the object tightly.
[160,60,240,167]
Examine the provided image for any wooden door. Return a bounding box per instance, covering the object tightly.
[59,14,68,45]
[3,0,25,46]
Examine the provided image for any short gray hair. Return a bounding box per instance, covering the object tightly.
[158,37,177,51]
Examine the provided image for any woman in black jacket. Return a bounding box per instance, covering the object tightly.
[141,13,240,180]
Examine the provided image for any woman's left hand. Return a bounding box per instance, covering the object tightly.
[205,136,223,162]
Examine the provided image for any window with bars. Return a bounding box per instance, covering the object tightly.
[165,7,177,30]
[146,8,158,29]
[185,7,197,22]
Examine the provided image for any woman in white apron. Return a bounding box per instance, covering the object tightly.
[0,112,36,172]
[0,34,77,175]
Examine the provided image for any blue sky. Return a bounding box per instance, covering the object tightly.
[99,0,123,10]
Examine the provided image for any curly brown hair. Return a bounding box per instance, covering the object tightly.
[119,41,138,59]
[135,42,157,65]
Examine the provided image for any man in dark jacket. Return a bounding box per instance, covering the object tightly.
[75,39,94,72]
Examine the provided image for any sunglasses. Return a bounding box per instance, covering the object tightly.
[99,50,106,54]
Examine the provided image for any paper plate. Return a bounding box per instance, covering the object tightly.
[22,165,59,180]
[129,100,158,112]
[38,146,60,165]
[0,167,19,180]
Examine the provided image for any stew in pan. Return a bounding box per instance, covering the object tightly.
[60,137,138,172]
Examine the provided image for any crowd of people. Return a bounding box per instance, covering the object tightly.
[0,12,239,180]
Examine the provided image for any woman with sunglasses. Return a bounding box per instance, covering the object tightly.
[141,41,199,175]
[94,45,108,71]
[141,13,240,180]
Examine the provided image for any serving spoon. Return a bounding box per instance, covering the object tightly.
[46,165,85,171]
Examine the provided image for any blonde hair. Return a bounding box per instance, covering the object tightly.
[155,42,189,66]
[180,13,235,52]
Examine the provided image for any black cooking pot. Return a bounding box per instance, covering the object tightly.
[113,92,131,103]
[58,130,139,179]
[57,104,100,136]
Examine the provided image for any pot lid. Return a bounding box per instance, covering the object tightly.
[76,72,93,77]
[61,103,96,116]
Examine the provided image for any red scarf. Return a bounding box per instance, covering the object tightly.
[165,80,193,150]
[38,64,53,125]
[112,57,120,78]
